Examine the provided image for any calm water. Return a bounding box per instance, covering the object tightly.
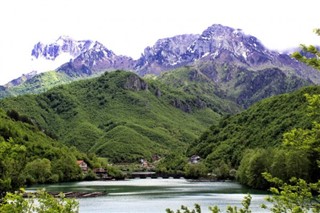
[27,178,269,213]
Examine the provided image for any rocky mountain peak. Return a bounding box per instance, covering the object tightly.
[56,35,74,42]
[76,41,115,60]
[5,23,320,95]
[134,24,277,77]
[184,24,270,65]
[200,24,235,38]
[31,36,94,61]
[135,34,199,75]
[56,41,134,77]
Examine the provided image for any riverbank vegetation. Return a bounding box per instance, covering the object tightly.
[185,86,320,187]
[0,189,79,213]
[0,109,123,198]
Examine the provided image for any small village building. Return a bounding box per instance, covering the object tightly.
[77,160,88,173]
[140,159,149,168]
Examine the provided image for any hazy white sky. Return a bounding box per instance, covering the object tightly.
[0,0,319,85]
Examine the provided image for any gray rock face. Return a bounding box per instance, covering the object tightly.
[5,71,38,87]
[133,24,278,76]
[31,36,94,60]
[135,24,320,85]
[4,24,320,109]
[171,98,192,113]
[27,24,320,84]
[183,24,272,65]
[57,41,135,77]
[123,74,148,91]
[155,88,162,97]
[135,34,199,75]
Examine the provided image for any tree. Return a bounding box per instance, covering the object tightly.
[282,94,320,181]
[292,28,320,70]
[260,34,320,212]
[52,155,82,182]
[0,188,79,213]
[156,153,188,176]
[212,160,231,180]
[261,173,320,212]
[24,158,52,184]
[184,162,208,179]
[0,138,26,198]
[236,149,270,189]
[166,194,253,213]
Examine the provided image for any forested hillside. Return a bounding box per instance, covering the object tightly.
[0,108,95,196]
[0,71,75,98]
[0,71,239,163]
[187,85,320,177]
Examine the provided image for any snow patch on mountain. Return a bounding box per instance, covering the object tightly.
[30,36,96,73]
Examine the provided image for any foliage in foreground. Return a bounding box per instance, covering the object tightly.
[166,194,252,213]
[261,173,320,213]
[237,92,320,189]
[167,174,320,212]
[292,29,320,70]
[0,189,79,213]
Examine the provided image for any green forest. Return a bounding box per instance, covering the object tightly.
[1,69,319,192]
[0,70,237,163]
[0,29,320,213]
[187,86,320,185]
[0,108,124,197]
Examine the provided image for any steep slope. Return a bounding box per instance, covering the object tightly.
[2,36,134,89]
[193,61,312,107]
[156,66,241,114]
[5,71,38,88]
[142,24,318,107]
[0,71,233,163]
[5,36,97,88]
[0,71,74,97]
[31,35,94,61]
[2,24,319,109]
[135,34,199,75]
[187,85,320,168]
[0,41,135,99]
[139,24,320,84]
[156,62,311,108]
[57,41,135,77]
[0,108,89,189]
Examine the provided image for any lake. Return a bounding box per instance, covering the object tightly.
[27,178,269,212]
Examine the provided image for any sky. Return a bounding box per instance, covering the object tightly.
[0,0,319,85]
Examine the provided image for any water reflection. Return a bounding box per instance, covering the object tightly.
[28,178,268,213]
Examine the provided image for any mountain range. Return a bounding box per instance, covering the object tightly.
[1,24,320,109]
[0,22,319,191]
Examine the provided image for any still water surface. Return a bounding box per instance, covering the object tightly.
[28,178,269,213]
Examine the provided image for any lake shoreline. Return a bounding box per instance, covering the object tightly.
[27,179,269,213]
[23,191,108,198]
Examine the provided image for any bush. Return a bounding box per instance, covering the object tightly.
[0,188,79,213]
